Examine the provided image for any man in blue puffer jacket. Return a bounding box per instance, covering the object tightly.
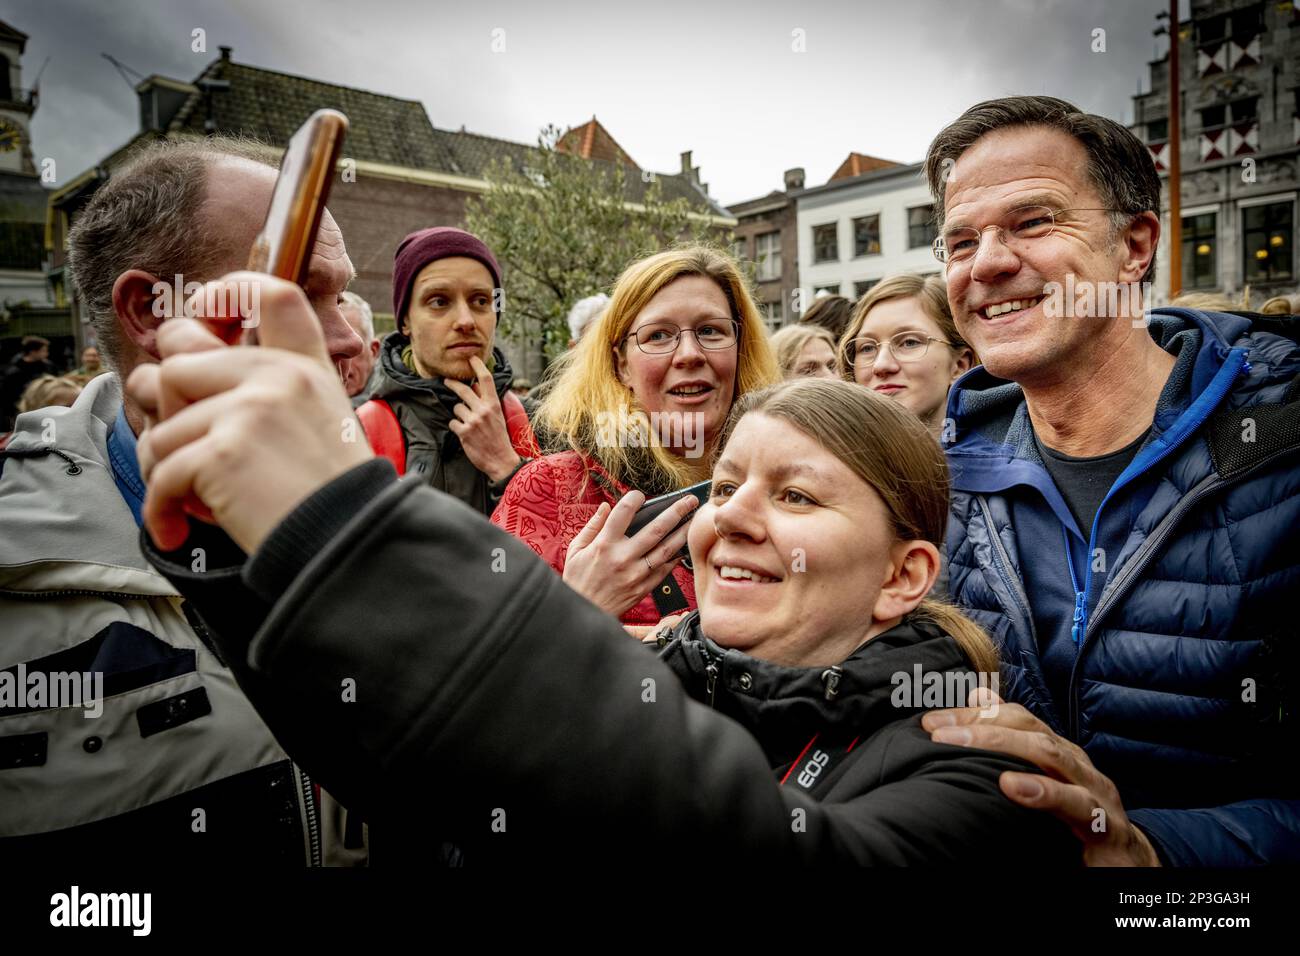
[915,95,1299,866]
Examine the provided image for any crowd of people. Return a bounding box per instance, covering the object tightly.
[1,94,1296,866]
[0,339,107,443]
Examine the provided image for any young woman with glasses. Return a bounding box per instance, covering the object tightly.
[840,274,976,440]
[491,247,780,626]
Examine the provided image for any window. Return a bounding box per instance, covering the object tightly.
[907,205,937,249]
[762,300,782,329]
[1198,6,1262,46]
[1202,98,1258,131]
[1181,213,1217,290]
[1230,4,1263,43]
[1198,13,1228,45]
[813,223,838,263]
[854,279,879,300]
[813,284,841,297]
[1230,98,1258,125]
[852,215,880,257]
[1243,201,1294,283]
[1147,118,1168,142]
[755,231,781,281]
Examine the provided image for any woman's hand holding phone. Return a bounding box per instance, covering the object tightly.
[562,490,699,618]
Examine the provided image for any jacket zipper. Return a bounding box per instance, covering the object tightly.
[299,768,322,867]
[1066,433,1300,739]
[1064,346,1249,655]
[701,644,721,708]
[0,587,157,601]
[1064,346,1252,737]
[1061,526,1086,645]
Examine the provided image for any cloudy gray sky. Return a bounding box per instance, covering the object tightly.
[15,0,1176,205]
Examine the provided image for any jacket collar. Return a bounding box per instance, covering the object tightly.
[661,612,974,761]
[372,330,515,415]
[943,308,1262,500]
[0,373,177,597]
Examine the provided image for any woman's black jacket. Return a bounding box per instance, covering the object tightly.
[144,459,1078,866]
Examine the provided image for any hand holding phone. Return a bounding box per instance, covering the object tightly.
[624,480,712,542]
[561,484,705,618]
[202,108,349,345]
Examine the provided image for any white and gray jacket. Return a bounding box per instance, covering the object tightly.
[0,373,358,864]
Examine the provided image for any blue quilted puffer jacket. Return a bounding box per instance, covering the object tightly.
[943,307,1300,866]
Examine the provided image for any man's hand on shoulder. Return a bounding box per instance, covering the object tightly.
[922,688,1162,866]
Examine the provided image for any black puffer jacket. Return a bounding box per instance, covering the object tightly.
[144,461,1078,865]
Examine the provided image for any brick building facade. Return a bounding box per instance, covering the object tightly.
[46,49,729,380]
[728,167,803,330]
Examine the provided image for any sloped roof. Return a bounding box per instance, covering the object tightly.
[829,152,902,181]
[169,58,451,169]
[557,117,639,169]
[57,53,728,219]
[0,20,28,53]
[728,189,791,215]
[434,125,721,213]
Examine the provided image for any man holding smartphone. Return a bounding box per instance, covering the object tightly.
[356,227,536,515]
[0,136,362,864]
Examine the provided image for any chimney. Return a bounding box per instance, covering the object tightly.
[784,167,805,192]
[680,150,692,176]
[220,46,232,62]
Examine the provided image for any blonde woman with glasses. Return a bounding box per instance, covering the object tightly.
[491,246,779,626]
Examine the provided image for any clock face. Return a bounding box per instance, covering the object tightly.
[0,118,22,153]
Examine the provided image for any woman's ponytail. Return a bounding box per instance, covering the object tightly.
[909,598,1000,677]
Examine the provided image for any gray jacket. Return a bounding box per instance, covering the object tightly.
[0,373,355,864]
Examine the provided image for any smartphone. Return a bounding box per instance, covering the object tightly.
[248,108,349,283]
[209,108,349,344]
[624,479,713,543]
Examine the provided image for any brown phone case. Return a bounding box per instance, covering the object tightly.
[246,108,349,284]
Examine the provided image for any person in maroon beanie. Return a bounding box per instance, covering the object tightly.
[355,227,536,516]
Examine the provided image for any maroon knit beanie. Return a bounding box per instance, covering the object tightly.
[391,227,503,330]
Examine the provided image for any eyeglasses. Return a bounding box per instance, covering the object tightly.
[625,319,740,355]
[847,330,953,368]
[932,204,1125,265]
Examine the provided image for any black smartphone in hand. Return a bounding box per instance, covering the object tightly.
[624,479,712,542]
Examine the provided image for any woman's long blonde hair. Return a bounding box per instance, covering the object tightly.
[537,246,780,491]
[716,377,998,674]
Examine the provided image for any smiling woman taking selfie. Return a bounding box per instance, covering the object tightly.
[491,246,779,625]
[129,290,1078,863]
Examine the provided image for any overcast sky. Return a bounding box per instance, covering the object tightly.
[16,0,1177,205]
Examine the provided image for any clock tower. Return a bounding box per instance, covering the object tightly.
[0,20,36,175]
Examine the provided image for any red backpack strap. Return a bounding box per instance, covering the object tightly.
[502,391,539,459]
[356,398,406,476]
